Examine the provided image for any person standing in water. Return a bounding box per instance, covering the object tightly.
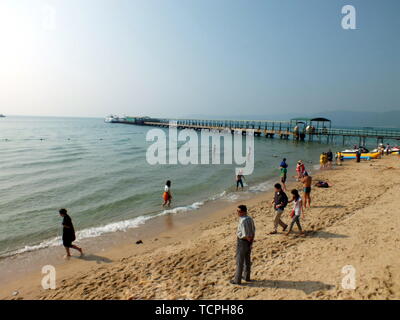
[286,189,305,236]
[162,180,172,207]
[236,172,246,191]
[59,209,83,258]
[280,158,288,191]
[302,171,312,208]
[327,149,333,169]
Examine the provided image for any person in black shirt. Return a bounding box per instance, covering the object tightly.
[356,149,361,163]
[270,183,288,234]
[59,208,83,258]
[327,150,333,169]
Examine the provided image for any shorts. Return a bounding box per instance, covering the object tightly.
[304,187,311,194]
[163,192,170,201]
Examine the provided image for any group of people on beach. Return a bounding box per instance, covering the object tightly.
[320,149,333,169]
[56,139,398,289]
[276,158,312,233]
[231,141,398,284]
[230,157,314,284]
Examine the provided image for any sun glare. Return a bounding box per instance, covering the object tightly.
[0,3,39,73]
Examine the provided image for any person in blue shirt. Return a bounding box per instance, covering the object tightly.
[279,158,288,191]
[280,158,288,169]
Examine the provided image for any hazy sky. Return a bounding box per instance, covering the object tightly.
[0,0,399,118]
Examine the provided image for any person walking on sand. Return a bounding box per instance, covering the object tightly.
[230,205,255,285]
[236,172,246,191]
[270,183,288,234]
[280,158,288,191]
[162,180,172,207]
[59,209,83,258]
[302,171,312,208]
[286,189,305,236]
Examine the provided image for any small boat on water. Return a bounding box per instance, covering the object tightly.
[341,146,370,154]
[104,115,124,123]
[371,145,400,155]
[0,114,5,118]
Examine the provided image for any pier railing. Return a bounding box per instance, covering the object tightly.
[111,116,400,142]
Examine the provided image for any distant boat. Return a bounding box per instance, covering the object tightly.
[0,114,5,118]
[105,115,117,123]
[105,115,125,123]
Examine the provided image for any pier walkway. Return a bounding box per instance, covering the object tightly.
[110,116,400,145]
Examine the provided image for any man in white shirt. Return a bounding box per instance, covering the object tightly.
[230,205,255,285]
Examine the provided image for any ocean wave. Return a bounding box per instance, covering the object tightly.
[1,176,282,258]
[0,215,152,258]
[248,181,274,192]
[0,201,206,258]
[159,201,204,215]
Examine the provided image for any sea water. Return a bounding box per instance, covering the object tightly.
[0,116,391,257]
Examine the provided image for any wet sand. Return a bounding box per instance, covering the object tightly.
[1,155,400,300]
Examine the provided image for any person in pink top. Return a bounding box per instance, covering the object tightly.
[296,160,305,181]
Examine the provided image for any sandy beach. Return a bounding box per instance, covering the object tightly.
[1,155,400,300]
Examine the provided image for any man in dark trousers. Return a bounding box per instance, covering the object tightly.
[356,149,361,163]
[270,183,288,234]
[59,208,83,258]
[230,205,255,285]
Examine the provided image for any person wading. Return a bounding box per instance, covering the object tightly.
[236,172,246,191]
[230,205,255,285]
[279,158,288,191]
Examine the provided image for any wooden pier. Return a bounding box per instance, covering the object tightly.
[111,116,400,145]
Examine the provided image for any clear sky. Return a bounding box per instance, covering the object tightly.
[0,0,399,118]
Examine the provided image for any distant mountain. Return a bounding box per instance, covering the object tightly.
[183,110,400,129]
[310,110,400,128]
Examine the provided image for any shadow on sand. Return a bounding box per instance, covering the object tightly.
[243,279,334,294]
[311,205,345,209]
[75,254,113,264]
[307,231,348,239]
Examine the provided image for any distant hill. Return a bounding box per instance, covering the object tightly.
[310,110,400,128]
[183,110,400,129]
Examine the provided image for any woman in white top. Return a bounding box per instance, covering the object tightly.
[162,180,172,207]
[286,189,305,236]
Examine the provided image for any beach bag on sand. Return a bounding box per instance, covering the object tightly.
[315,181,329,188]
